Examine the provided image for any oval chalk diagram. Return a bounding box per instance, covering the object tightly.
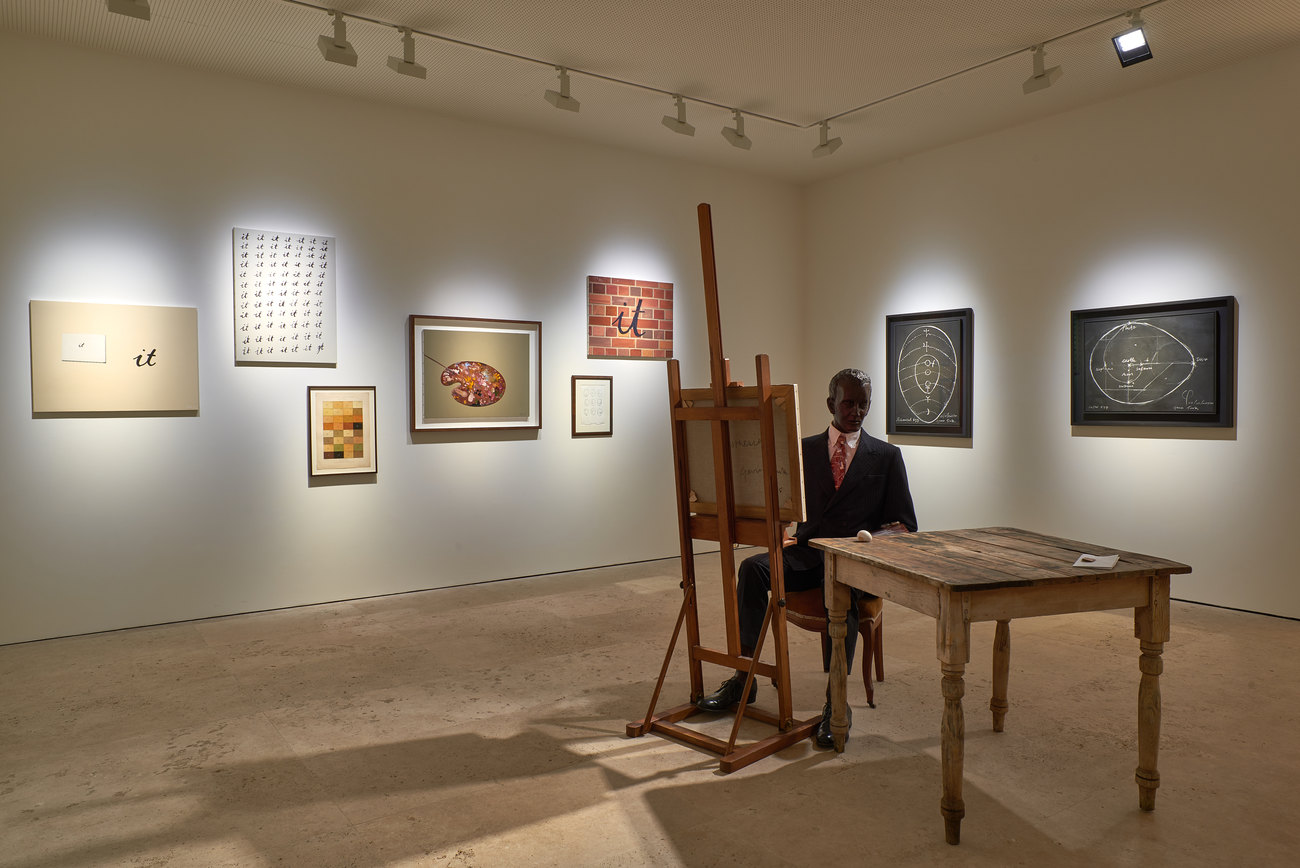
[439,360,506,406]
[1088,320,1196,406]
[897,325,959,424]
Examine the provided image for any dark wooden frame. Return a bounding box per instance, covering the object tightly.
[571,375,613,437]
[1070,296,1235,427]
[885,308,973,437]
[408,315,541,432]
[307,386,377,477]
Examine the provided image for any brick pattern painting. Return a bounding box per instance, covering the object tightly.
[587,276,673,360]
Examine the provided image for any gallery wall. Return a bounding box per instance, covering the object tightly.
[803,42,1300,619]
[5,30,1295,645]
[0,31,805,644]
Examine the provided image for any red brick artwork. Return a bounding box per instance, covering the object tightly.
[586,276,674,360]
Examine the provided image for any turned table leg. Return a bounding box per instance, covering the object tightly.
[1136,639,1163,810]
[1134,575,1170,812]
[990,619,1010,732]
[941,661,966,844]
[827,574,852,752]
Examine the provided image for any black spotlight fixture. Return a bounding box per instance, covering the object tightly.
[1113,10,1153,67]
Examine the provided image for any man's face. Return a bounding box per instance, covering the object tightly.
[828,378,870,433]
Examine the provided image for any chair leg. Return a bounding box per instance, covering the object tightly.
[860,621,875,708]
[875,614,885,683]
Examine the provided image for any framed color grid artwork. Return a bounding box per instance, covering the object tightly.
[885,308,973,437]
[234,227,337,365]
[308,387,376,476]
[572,375,612,437]
[409,315,541,432]
[1070,296,1235,427]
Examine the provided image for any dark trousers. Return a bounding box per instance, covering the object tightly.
[736,551,859,673]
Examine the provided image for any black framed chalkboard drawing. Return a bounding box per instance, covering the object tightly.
[885,308,973,438]
[1070,296,1235,427]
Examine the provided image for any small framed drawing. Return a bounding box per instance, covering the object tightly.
[308,387,377,476]
[1070,296,1235,427]
[572,375,613,437]
[885,308,973,437]
[409,315,542,432]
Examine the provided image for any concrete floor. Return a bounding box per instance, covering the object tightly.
[2,553,1298,867]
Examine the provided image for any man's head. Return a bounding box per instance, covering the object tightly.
[827,368,871,434]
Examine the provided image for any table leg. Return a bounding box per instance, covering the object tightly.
[1134,576,1170,812]
[990,620,1010,732]
[941,661,966,844]
[1136,639,1163,810]
[827,576,852,752]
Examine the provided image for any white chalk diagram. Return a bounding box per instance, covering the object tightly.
[1088,320,1196,406]
[896,325,959,424]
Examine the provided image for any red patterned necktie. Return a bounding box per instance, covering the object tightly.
[831,434,847,489]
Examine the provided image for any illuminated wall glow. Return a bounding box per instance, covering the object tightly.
[1074,243,1234,308]
[805,40,1300,619]
[22,228,179,307]
[0,30,802,643]
[884,258,984,314]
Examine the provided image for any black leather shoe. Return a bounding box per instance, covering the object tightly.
[815,700,852,749]
[696,672,757,711]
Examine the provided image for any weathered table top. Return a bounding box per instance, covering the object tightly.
[813,526,1192,592]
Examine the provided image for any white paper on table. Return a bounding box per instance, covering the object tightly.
[1073,554,1119,569]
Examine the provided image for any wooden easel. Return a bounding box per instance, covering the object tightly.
[626,204,820,773]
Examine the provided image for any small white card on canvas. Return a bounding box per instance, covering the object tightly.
[61,333,106,363]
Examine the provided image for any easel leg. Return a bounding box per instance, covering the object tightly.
[627,584,695,737]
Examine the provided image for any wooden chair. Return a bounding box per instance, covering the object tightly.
[783,590,885,707]
[780,526,908,708]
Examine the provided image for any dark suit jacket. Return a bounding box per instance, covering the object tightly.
[786,429,918,572]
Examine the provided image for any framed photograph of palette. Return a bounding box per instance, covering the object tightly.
[308,387,376,476]
[571,375,612,437]
[409,315,542,432]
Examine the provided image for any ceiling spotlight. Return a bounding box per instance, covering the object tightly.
[106,0,150,20]
[318,11,358,67]
[721,110,752,150]
[387,27,427,79]
[544,67,581,112]
[1113,11,1154,67]
[1022,45,1062,95]
[812,120,842,157]
[661,95,696,136]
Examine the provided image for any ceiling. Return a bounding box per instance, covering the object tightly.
[6,0,1300,182]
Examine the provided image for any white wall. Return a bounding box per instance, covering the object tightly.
[804,43,1300,619]
[5,31,1295,644]
[0,31,804,643]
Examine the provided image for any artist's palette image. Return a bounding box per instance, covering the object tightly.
[439,360,505,406]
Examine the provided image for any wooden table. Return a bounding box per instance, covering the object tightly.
[812,527,1191,845]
